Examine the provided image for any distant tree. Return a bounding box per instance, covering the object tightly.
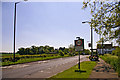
[17,45,55,55]
[48,47,54,52]
[25,48,31,55]
[44,49,50,54]
[59,47,65,51]
[63,48,69,54]
[39,46,44,54]
[31,46,38,54]
[59,50,64,56]
[83,49,91,55]
[54,49,59,53]
[44,45,49,49]
[68,44,75,56]
[17,48,25,55]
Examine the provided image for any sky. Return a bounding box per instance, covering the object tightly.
[2,1,100,52]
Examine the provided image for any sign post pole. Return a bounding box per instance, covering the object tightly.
[78,51,80,70]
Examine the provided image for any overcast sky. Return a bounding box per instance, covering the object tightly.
[2,2,100,52]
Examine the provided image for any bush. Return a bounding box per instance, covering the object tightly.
[112,48,120,56]
[59,50,64,56]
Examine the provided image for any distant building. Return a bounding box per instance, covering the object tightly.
[112,46,119,49]
[97,43,114,54]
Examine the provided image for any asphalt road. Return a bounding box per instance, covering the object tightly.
[2,55,89,78]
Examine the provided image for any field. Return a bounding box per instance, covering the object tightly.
[1,53,19,57]
[1,53,71,66]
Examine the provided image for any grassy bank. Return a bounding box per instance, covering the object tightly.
[1,54,71,66]
[100,54,120,77]
[50,61,96,79]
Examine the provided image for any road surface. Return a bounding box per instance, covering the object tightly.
[2,55,89,78]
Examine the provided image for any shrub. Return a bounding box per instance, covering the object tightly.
[112,48,120,56]
[59,50,64,56]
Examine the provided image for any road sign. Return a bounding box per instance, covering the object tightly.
[76,40,82,46]
[74,39,84,51]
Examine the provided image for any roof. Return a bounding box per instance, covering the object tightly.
[112,46,119,48]
[97,44,112,49]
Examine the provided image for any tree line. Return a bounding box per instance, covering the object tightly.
[17,44,90,56]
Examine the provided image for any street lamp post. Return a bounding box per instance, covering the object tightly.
[13,2,19,62]
[82,21,93,56]
[13,1,27,62]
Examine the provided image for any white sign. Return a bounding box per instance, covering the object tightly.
[75,46,83,51]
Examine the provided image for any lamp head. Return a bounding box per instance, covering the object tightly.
[82,21,91,24]
[82,22,86,23]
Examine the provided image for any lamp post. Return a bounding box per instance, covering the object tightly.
[82,21,93,56]
[13,0,27,62]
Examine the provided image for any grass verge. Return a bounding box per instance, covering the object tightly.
[49,61,96,79]
[1,55,71,66]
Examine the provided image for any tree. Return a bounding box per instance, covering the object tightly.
[59,50,64,56]
[31,45,38,54]
[54,49,59,53]
[59,47,65,51]
[48,47,54,52]
[25,48,31,55]
[17,45,55,55]
[63,48,69,54]
[68,44,75,56]
[83,1,120,45]
[17,48,25,55]
[83,49,91,55]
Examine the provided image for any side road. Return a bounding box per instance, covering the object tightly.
[89,58,119,79]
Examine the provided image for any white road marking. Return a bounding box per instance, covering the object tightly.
[48,68,51,69]
[1,65,29,69]
[40,70,43,72]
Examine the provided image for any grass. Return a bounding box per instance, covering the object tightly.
[1,54,71,66]
[1,53,19,56]
[49,61,96,79]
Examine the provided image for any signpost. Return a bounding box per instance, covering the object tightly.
[74,37,84,72]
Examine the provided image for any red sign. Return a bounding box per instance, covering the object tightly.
[76,40,82,46]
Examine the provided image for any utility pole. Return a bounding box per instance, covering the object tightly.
[13,0,27,61]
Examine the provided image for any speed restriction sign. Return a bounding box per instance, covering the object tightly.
[74,39,84,51]
[76,40,82,46]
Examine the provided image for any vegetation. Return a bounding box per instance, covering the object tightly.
[17,45,74,55]
[112,47,120,56]
[1,54,70,66]
[1,45,91,66]
[100,54,120,77]
[83,1,120,45]
[50,61,96,79]
[17,45,55,55]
